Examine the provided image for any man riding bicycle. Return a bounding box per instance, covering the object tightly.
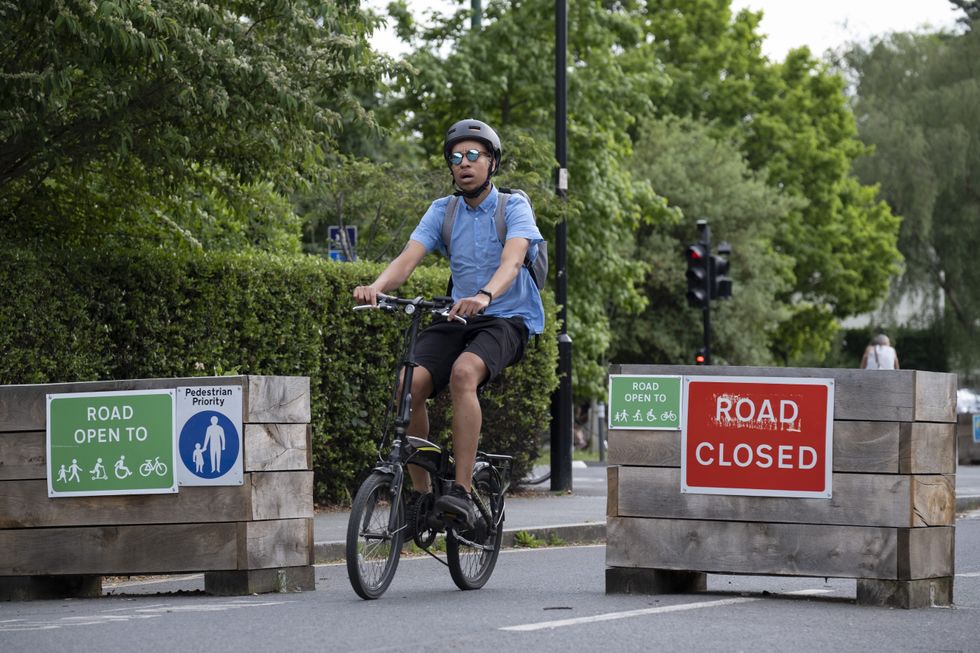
[353,118,544,529]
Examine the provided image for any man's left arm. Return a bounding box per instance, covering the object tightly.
[448,238,529,319]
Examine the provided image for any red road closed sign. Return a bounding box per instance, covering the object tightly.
[682,376,834,498]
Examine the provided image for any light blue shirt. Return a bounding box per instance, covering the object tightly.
[409,186,545,335]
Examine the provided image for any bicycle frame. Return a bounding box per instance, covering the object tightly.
[358,296,454,535]
[348,293,514,597]
[355,294,512,543]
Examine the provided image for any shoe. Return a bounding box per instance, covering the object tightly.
[434,483,478,530]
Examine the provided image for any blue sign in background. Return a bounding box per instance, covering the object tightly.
[178,411,240,479]
[973,414,980,444]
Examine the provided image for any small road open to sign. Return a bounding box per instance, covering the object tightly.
[607,375,682,430]
[682,376,834,498]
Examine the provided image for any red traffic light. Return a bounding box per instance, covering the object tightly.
[686,244,706,261]
[695,354,705,364]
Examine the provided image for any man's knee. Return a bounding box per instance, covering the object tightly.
[450,355,487,392]
[409,368,433,404]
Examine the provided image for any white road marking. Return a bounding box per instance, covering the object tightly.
[500,597,760,631]
[956,572,980,577]
[499,589,834,632]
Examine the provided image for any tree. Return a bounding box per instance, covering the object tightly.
[366,0,673,398]
[842,11,980,381]
[640,0,902,362]
[612,116,800,366]
[1,0,388,252]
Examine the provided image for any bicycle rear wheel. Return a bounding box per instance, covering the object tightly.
[447,466,503,590]
[346,471,404,599]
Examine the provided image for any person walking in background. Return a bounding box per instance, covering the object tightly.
[861,333,900,370]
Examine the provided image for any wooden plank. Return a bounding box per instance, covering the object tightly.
[0,523,238,575]
[901,422,956,474]
[250,471,314,521]
[856,577,953,608]
[607,422,901,472]
[0,471,314,528]
[0,377,246,432]
[611,365,956,422]
[900,526,955,579]
[613,466,954,528]
[833,421,899,473]
[0,431,45,480]
[244,423,311,471]
[246,376,310,424]
[911,476,956,527]
[204,565,315,595]
[913,372,957,423]
[0,479,250,528]
[607,430,679,468]
[607,420,954,475]
[606,517,953,580]
[241,519,313,570]
[606,466,619,517]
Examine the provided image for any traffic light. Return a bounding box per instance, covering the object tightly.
[686,244,709,308]
[695,348,706,365]
[711,241,733,300]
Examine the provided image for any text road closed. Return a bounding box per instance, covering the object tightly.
[682,377,834,498]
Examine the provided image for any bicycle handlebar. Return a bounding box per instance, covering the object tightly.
[353,294,466,323]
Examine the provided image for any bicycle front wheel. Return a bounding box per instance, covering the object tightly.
[447,466,503,590]
[346,471,404,599]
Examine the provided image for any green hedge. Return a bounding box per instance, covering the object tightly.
[0,245,559,504]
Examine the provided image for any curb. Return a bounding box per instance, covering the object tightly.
[315,521,606,563]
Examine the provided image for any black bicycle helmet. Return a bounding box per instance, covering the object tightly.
[443,118,501,175]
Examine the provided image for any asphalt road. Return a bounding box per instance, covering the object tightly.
[4,510,980,653]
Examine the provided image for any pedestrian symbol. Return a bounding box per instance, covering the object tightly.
[178,411,240,480]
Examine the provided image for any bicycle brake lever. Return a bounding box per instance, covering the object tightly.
[437,309,467,325]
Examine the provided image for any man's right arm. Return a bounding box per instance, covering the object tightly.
[353,240,428,305]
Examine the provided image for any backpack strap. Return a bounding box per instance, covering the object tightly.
[442,194,462,257]
[493,190,512,245]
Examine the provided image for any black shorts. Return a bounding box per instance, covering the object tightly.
[413,315,528,397]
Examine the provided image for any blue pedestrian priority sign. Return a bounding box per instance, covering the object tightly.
[175,386,244,486]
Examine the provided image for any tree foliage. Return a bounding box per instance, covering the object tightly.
[842,11,980,380]
[612,116,800,365]
[369,0,673,398]
[1,0,387,252]
[640,0,902,362]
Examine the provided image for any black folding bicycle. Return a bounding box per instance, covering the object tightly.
[346,294,511,599]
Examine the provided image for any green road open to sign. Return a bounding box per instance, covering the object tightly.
[607,375,682,430]
[47,390,176,497]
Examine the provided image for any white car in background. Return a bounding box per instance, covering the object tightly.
[958,389,980,414]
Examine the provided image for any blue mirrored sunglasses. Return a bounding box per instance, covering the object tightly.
[449,149,487,165]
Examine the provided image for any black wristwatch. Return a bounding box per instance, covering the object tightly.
[477,288,493,305]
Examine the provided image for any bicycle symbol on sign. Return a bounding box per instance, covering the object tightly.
[139,457,169,477]
[660,410,677,422]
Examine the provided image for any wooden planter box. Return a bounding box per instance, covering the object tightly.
[606,365,957,609]
[0,376,314,600]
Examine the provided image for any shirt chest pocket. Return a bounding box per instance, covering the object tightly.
[473,219,502,260]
